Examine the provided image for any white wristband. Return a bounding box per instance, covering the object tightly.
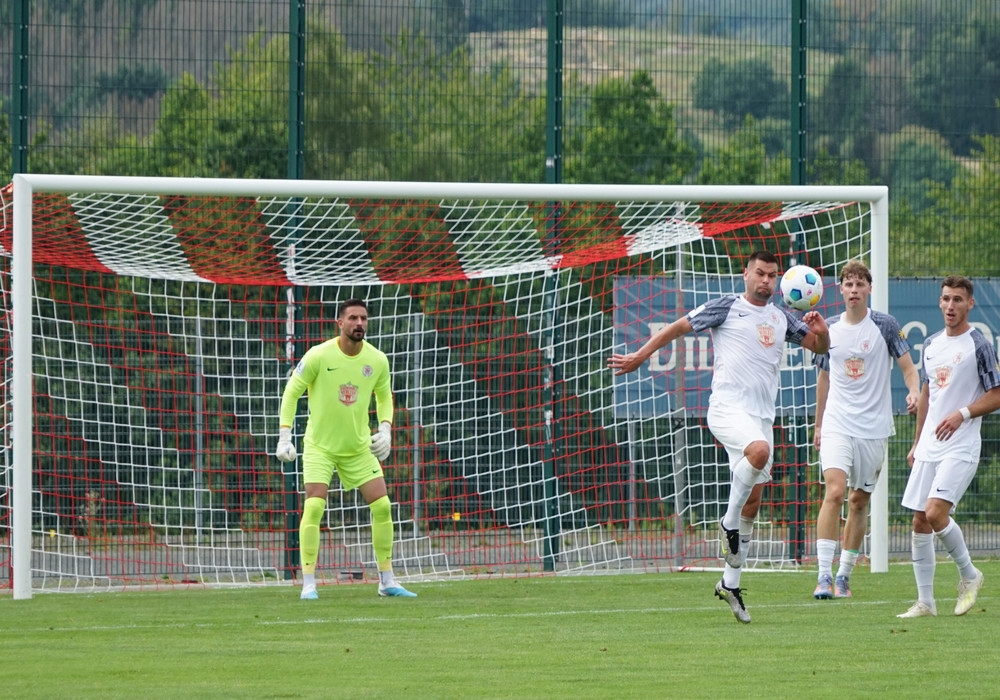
[959,406,972,421]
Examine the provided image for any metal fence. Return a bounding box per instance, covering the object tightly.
[4,1,1000,275]
[3,1,1000,567]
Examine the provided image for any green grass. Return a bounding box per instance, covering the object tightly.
[2,561,996,699]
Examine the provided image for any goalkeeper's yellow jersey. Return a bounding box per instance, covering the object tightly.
[279,337,393,456]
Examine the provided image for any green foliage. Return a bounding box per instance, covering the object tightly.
[910,24,1000,155]
[892,132,1000,276]
[697,116,789,185]
[565,71,696,184]
[880,126,961,212]
[692,57,789,127]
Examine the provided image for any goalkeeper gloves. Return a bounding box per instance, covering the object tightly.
[370,421,392,462]
[275,426,297,462]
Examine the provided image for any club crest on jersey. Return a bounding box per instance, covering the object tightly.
[339,382,359,405]
[861,340,871,353]
[362,364,373,377]
[845,356,865,379]
[934,365,952,389]
[757,323,776,348]
[953,353,963,365]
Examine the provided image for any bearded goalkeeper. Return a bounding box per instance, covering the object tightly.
[276,298,416,599]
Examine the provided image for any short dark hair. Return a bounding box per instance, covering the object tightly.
[747,250,778,266]
[941,275,974,298]
[338,298,368,318]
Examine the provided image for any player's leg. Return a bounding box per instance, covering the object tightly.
[298,449,335,600]
[898,459,938,617]
[834,436,884,597]
[708,406,771,559]
[926,456,982,615]
[815,465,847,598]
[349,456,417,598]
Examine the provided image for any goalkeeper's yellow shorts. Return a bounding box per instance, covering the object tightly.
[302,446,383,491]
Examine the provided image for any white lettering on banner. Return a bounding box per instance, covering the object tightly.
[901,321,928,363]
[781,345,812,370]
[647,322,672,371]
[644,322,808,372]
[646,323,711,372]
[683,335,711,370]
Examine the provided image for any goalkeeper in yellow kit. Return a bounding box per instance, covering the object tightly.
[275,299,416,599]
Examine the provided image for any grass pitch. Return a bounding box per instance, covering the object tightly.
[2,561,996,699]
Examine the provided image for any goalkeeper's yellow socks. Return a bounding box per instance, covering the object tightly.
[300,496,325,577]
[370,495,394,572]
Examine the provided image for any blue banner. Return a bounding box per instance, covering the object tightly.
[612,277,1000,419]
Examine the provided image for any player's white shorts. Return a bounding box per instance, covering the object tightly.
[819,433,888,493]
[901,456,979,512]
[707,402,774,485]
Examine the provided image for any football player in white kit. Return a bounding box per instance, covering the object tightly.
[811,260,920,600]
[897,275,1000,618]
[608,251,829,623]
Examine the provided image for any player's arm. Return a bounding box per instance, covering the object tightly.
[907,383,929,466]
[895,352,921,414]
[607,316,694,375]
[370,356,394,461]
[935,385,1000,442]
[275,354,316,462]
[813,367,829,451]
[798,310,830,355]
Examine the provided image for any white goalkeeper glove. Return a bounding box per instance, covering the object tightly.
[275,426,297,462]
[370,421,392,462]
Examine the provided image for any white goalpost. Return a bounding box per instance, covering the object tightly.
[3,175,888,599]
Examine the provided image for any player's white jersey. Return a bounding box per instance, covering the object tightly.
[687,295,809,421]
[815,309,910,439]
[914,327,1000,461]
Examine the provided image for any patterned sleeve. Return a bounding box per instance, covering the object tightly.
[972,329,1000,391]
[780,307,810,346]
[686,295,737,333]
[919,333,938,386]
[872,310,910,359]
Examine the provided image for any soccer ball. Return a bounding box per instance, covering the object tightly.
[780,265,823,311]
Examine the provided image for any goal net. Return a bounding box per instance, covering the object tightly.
[0,176,887,597]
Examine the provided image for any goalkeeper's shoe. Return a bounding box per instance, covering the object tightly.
[300,583,318,600]
[813,574,833,600]
[834,575,852,599]
[954,567,983,616]
[714,579,750,624]
[719,519,741,568]
[378,583,417,598]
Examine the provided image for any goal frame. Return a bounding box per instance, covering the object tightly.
[8,174,889,599]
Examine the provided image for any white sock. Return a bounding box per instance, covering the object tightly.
[722,562,742,590]
[836,550,858,579]
[816,539,836,578]
[738,516,754,567]
[911,531,936,608]
[379,570,395,587]
[303,573,315,587]
[723,458,757,529]
[935,518,976,580]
